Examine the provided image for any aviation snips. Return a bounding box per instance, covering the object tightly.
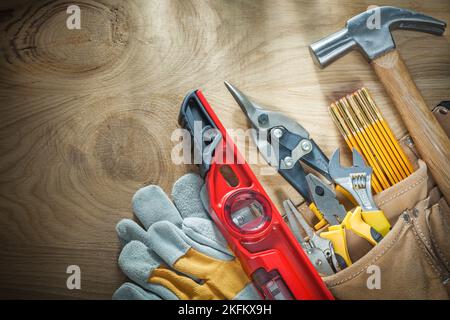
[225,82,345,228]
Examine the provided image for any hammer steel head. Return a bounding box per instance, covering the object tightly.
[309,6,447,68]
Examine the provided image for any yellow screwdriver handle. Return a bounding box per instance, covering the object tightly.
[320,225,351,269]
[309,203,328,230]
[361,210,391,237]
[342,207,383,246]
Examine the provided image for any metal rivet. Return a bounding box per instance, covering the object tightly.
[316,260,322,266]
[315,186,325,196]
[284,156,294,168]
[403,213,410,222]
[412,208,419,217]
[272,128,283,139]
[301,140,312,152]
[258,114,269,125]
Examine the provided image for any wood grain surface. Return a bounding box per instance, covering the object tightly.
[0,0,449,299]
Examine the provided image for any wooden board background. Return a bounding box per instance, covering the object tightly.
[0,0,449,299]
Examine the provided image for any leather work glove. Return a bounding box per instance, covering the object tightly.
[113,173,260,300]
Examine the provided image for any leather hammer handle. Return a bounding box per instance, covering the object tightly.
[371,50,450,203]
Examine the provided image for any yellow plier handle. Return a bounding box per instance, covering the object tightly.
[333,184,390,237]
[361,210,391,237]
[320,224,351,269]
[342,207,383,246]
[319,207,384,270]
[321,187,391,237]
[309,203,328,230]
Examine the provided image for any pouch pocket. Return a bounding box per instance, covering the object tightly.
[341,159,429,262]
[426,197,450,282]
[324,196,450,299]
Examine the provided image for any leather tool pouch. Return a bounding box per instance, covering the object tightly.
[323,138,450,299]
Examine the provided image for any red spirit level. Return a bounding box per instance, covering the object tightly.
[178,90,333,300]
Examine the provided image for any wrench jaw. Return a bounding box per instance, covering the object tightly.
[352,147,368,168]
[329,148,378,212]
[329,149,352,178]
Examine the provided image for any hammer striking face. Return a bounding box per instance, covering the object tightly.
[309,6,446,67]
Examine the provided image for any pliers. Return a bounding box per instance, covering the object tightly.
[283,199,339,275]
[225,82,344,229]
[306,173,383,269]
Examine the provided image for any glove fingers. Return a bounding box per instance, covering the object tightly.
[148,221,252,299]
[116,218,225,255]
[172,173,210,220]
[116,219,150,247]
[148,221,232,270]
[132,185,183,229]
[148,266,211,300]
[118,240,179,300]
[182,217,231,255]
[113,282,163,300]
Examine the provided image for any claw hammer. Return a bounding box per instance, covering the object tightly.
[309,6,450,203]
